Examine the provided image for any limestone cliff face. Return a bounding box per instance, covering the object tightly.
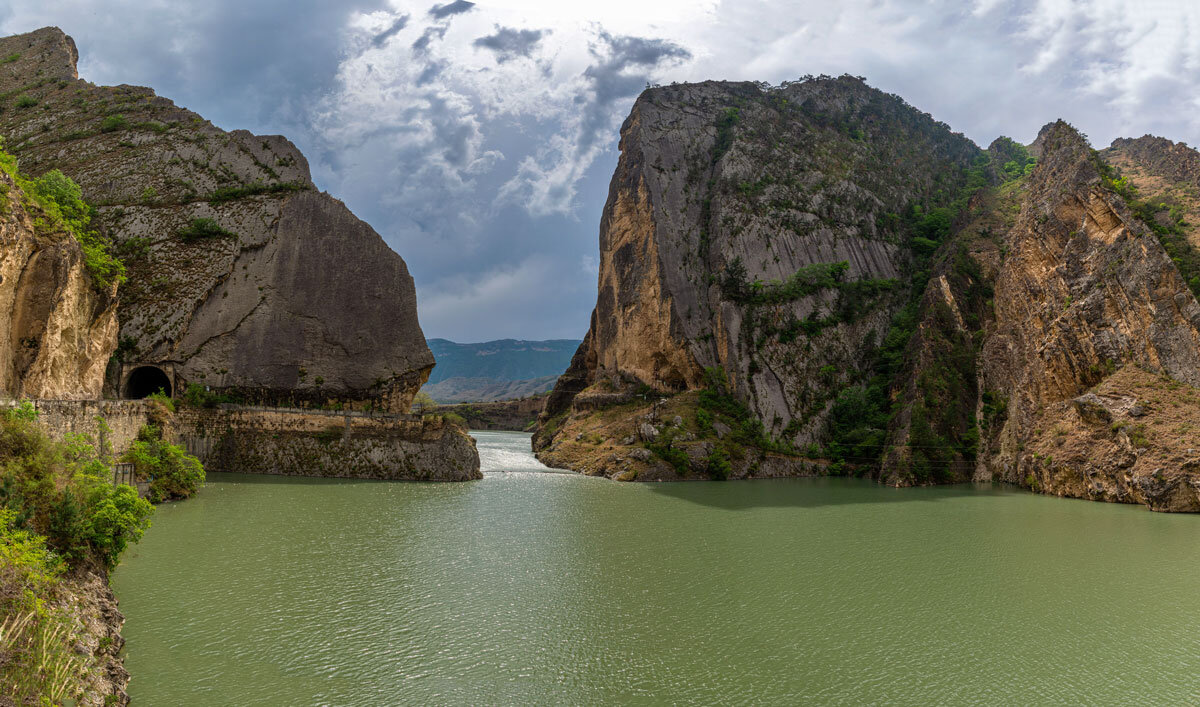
[860,122,1200,509]
[0,28,432,410]
[0,169,117,399]
[539,79,1200,510]
[539,77,980,465]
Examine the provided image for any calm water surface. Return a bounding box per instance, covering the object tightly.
[112,431,1200,705]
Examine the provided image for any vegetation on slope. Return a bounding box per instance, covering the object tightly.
[1096,156,1200,298]
[821,144,1028,479]
[0,401,204,701]
[0,139,124,290]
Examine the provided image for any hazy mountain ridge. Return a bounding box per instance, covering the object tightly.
[426,338,581,384]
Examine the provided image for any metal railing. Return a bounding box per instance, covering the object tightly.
[112,462,136,487]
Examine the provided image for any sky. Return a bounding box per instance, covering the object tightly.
[2,1,1199,342]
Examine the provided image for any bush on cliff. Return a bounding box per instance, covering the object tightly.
[0,406,154,570]
[0,142,125,290]
[123,425,205,503]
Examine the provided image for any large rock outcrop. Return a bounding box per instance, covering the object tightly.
[536,77,980,477]
[0,168,117,398]
[538,79,1200,511]
[0,27,432,410]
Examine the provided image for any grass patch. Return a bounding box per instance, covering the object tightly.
[178,217,235,242]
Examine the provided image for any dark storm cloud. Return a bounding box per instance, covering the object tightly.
[372,14,410,47]
[428,1,475,20]
[577,32,691,154]
[412,24,448,53]
[0,0,387,136]
[473,26,548,63]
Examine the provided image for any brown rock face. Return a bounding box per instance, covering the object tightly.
[540,80,1200,510]
[978,122,1200,497]
[0,27,432,410]
[0,169,117,399]
[539,77,981,464]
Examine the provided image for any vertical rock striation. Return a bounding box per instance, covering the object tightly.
[536,77,981,477]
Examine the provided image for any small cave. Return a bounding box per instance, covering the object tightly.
[124,365,172,399]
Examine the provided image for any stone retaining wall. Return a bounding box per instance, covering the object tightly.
[174,407,481,481]
[1,398,151,455]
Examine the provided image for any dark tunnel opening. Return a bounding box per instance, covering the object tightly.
[124,366,172,399]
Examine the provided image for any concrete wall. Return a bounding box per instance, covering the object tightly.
[174,407,481,481]
[0,398,151,455]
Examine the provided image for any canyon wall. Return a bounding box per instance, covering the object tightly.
[0,168,117,399]
[538,79,1200,510]
[0,28,432,410]
[537,76,980,479]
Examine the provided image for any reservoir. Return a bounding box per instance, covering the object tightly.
[112,431,1200,704]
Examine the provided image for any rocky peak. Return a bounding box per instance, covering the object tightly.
[0,27,79,89]
[1107,135,1200,182]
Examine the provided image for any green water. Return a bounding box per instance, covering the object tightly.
[112,431,1200,705]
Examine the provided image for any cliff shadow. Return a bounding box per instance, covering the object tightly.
[642,476,1021,510]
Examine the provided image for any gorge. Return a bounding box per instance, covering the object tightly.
[534,76,1200,513]
[2,15,1200,707]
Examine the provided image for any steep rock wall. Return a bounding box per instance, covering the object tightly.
[0,169,117,399]
[979,123,1200,487]
[538,76,980,473]
[0,28,432,410]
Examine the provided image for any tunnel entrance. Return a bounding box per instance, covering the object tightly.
[124,366,172,399]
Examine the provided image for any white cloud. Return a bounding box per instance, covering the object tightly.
[3,0,1200,340]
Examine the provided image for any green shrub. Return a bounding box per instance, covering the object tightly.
[177,217,235,242]
[14,95,36,109]
[706,447,731,480]
[122,432,204,503]
[179,382,232,408]
[3,400,39,422]
[146,390,175,413]
[0,147,125,290]
[0,413,154,569]
[1,53,20,64]
[99,114,128,132]
[646,441,689,475]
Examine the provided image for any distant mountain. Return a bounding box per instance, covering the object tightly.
[425,339,581,384]
[422,376,558,403]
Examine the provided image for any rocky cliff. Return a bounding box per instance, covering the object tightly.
[537,76,980,480]
[0,164,117,399]
[538,78,1200,511]
[0,27,432,410]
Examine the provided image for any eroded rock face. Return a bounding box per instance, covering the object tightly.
[539,79,1200,510]
[0,27,432,410]
[978,122,1200,495]
[0,169,117,399]
[539,77,980,464]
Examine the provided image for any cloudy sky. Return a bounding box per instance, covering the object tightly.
[2,1,1198,342]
